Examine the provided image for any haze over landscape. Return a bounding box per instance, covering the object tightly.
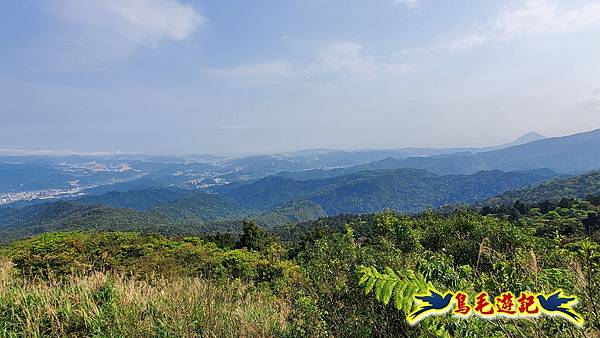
[1,1,600,337]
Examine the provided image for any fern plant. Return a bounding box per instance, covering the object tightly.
[358,265,433,312]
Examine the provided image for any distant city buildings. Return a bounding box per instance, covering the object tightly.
[60,161,134,173]
[0,188,84,205]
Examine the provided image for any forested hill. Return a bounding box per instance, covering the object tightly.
[220,168,556,214]
[484,170,600,206]
[149,192,254,222]
[0,194,327,243]
[75,187,195,211]
[0,201,193,243]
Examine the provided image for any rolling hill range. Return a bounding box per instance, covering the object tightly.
[251,200,327,226]
[198,200,328,233]
[395,129,600,175]
[269,129,595,181]
[0,201,192,243]
[483,170,600,206]
[76,187,195,211]
[0,190,328,242]
[0,130,555,198]
[4,128,600,242]
[150,192,254,221]
[219,168,557,214]
[272,157,412,181]
[0,166,558,242]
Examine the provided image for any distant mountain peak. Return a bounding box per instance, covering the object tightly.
[511,131,546,145]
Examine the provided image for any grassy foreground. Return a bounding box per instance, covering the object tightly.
[0,259,289,337]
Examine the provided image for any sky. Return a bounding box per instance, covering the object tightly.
[0,0,599,155]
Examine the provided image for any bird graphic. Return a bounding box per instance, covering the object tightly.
[407,289,454,325]
[536,290,583,326]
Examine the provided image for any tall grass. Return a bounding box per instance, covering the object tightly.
[0,259,290,337]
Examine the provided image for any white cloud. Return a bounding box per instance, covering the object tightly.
[493,0,600,38]
[313,42,376,74]
[444,34,490,51]
[448,0,600,50]
[396,0,600,54]
[203,41,420,82]
[44,0,205,66]
[55,0,204,43]
[391,0,419,9]
[311,41,421,75]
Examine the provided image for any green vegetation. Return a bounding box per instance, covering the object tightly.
[220,168,555,214]
[0,202,198,244]
[1,195,598,337]
[150,192,253,222]
[251,200,327,228]
[0,167,560,245]
[0,260,289,337]
[76,187,195,211]
[3,231,296,282]
[0,195,327,243]
[484,171,600,206]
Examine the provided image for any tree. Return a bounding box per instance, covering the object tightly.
[582,212,600,235]
[559,197,575,208]
[238,219,270,251]
[513,200,529,215]
[585,194,600,206]
[539,200,555,213]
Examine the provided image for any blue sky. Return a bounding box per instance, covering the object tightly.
[0,0,599,155]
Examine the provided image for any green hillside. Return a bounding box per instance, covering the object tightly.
[484,171,600,206]
[222,168,556,214]
[0,201,195,243]
[194,200,328,234]
[251,200,327,227]
[0,194,327,242]
[150,192,254,221]
[77,187,195,211]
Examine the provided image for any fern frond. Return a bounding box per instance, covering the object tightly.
[357,265,431,312]
[393,280,408,310]
[381,280,397,305]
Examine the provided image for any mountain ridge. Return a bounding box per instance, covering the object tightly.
[483,170,600,206]
[396,128,600,174]
[221,167,557,214]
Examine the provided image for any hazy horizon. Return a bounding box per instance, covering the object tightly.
[0,128,594,158]
[1,0,599,154]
